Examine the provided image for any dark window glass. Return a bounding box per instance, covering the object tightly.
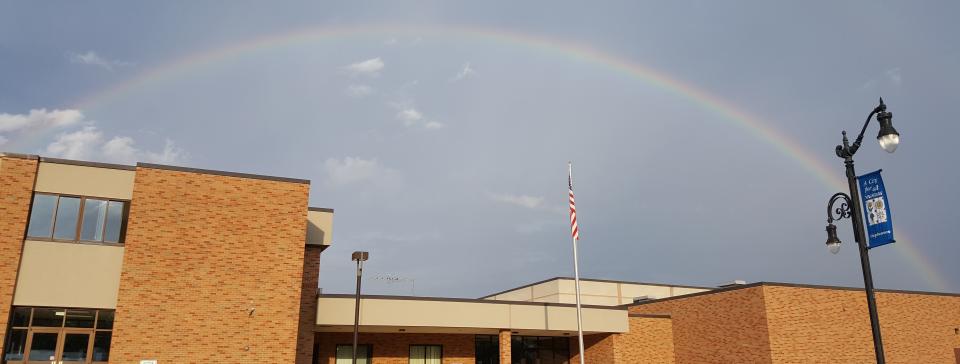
[61,333,90,361]
[11,307,30,327]
[335,344,370,364]
[27,332,58,361]
[3,329,27,361]
[92,332,111,362]
[475,335,499,364]
[96,310,114,330]
[26,194,57,238]
[65,309,96,328]
[80,199,109,241]
[53,196,81,240]
[104,201,125,243]
[31,308,64,327]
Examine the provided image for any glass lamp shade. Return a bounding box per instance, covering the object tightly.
[825,224,841,254]
[878,133,899,153]
[827,242,841,254]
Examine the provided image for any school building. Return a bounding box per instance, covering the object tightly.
[1,152,958,364]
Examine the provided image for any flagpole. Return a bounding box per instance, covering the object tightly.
[569,162,586,364]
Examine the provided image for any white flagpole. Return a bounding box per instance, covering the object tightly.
[569,162,586,364]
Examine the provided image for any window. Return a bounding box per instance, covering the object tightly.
[409,345,441,364]
[26,193,128,244]
[335,344,370,364]
[511,336,569,364]
[2,307,114,363]
[475,335,499,364]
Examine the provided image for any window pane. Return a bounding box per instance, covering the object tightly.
[31,308,64,327]
[11,307,30,327]
[26,194,57,238]
[336,345,369,364]
[61,333,90,361]
[96,310,114,330]
[92,332,111,362]
[65,309,96,328]
[27,332,58,361]
[409,345,425,364]
[80,199,108,241]
[426,346,441,364]
[3,329,27,361]
[104,201,125,243]
[53,196,81,240]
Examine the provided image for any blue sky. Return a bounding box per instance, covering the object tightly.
[2,1,959,297]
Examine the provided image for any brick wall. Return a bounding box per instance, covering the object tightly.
[762,285,960,364]
[110,166,310,363]
[613,315,675,363]
[0,156,37,354]
[297,245,323,364]
[629,286,773,364]
[570,333,616,364]
[316,332,475,364]
[498,329,510,363]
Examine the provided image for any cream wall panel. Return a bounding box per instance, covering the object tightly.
[531,280,560,299]
[34,162,135,200]
[620,285,672,300]
[14,240,124,309]
[306,210,334,246]
[492,287,533,301]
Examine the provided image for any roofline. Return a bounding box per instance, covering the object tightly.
[629,313,671,319]
[0,152,39,160]
[319,293,627,311]
[40,157,137,171]
[624,281,960,308]
[137,162,310,184]
[308,207,335,213]
[479,276,714,299]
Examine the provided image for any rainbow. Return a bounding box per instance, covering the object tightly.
[48,24,951,291]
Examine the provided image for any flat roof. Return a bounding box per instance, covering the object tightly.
[625,281,960,308]
[480,276,714,299]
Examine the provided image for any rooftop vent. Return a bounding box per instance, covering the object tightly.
[717,280,747,288]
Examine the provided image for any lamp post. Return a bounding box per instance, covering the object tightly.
[351,251,369,364]
[823,98,899,364]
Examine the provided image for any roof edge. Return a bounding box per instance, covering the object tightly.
[39,157,137,171]
[137,162,310,184]
[319,293,627,311]
[308,207,335,213]
[479,276,714,299]
[0,152,39,160]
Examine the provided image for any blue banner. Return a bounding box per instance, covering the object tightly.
[858,170,895,249]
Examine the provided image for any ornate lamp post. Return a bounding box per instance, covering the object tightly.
[824,98,899,364]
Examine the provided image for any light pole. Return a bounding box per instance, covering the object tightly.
[351,251,369,364]
[823,98,899,364]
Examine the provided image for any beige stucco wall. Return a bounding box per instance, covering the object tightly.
[316,296,628,334]
[34,162,135,200]
[13,240,124,309]
[306,210,333,246]
[486,278,712,306]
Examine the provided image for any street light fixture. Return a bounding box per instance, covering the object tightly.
[351,251,369,364]
[823,98,898,364]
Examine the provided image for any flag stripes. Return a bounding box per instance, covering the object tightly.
[569,172,580,241]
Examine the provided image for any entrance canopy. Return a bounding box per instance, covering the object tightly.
[316,294,628,336]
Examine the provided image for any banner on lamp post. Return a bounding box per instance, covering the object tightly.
[858,169,895,249]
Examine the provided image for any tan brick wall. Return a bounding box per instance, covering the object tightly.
[0,156,37,353]
[111,166,310,363]
[498,329,510,363]
[629,286,773,364]
[762,285,960,364]
[570,333,616,364]
[316,332,475,364]
[297,245,322,364]
[613,315,675,364]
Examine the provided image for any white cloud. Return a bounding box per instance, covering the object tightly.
[424,121,445,129]
[46,126,103,160]
[396,108,423,126]
[100,136,185,164]
[345,57,384,76]
[67,51,131,71]
[0,108,84,133]
[323,157,399,186]
[450,62,476,82]
[489,193,545,210]
[345,84,375,98]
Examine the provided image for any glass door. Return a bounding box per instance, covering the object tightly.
[24,329,59,364]
[59,330,91,363]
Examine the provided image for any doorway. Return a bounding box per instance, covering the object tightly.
[3,307,113,364]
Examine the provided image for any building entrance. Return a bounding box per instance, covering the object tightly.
[3,307,113,364]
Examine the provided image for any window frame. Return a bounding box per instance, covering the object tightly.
[3,307,114,364]
[335,344,372,364]
[408,344,443,364]
[25,193,129,246]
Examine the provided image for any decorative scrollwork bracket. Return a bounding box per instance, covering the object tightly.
[827,192,853,224]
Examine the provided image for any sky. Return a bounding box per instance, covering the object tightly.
[2,1,959,298]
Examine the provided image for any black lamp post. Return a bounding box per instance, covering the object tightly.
[824,98,899,364]
[351,251,369,364]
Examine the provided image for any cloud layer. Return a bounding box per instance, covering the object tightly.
[67,51,131,71]
[345,57,385,76]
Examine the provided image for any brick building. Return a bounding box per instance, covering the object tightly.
[1,152,958,364]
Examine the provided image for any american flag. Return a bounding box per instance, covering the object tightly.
[568,169,580,241]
